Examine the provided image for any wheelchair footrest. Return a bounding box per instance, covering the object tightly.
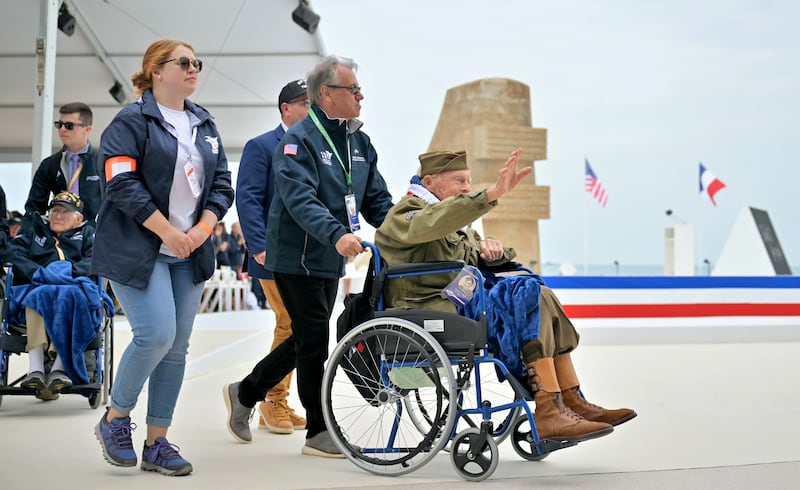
[0,383,101,396]
[538,438,578,453]
[59,383,102,395]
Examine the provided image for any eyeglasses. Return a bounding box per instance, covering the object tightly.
[54,121,87,130]
[326,84,362,95]
[288,99,311,107]
[157,56,203,72]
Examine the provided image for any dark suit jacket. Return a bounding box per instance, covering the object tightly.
[24,144,101,225]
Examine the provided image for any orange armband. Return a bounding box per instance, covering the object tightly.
[197,221,213,236]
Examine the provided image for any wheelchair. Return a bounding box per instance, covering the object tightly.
[322,242,575,481]
[0,266,114,409]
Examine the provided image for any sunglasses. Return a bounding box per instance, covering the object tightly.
[326,84,362,95]
[54,121,87,130]
[158,56,203,72]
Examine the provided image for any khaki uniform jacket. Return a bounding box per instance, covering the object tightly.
[375,189,515,313]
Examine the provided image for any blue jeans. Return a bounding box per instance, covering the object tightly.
[109,254,205,427]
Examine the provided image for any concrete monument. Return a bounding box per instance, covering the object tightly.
[427,78,548,270]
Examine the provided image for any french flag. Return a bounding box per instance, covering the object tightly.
[699,163,726,206]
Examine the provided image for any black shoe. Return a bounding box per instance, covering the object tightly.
[46,370,73,393]
[21,371,45,391]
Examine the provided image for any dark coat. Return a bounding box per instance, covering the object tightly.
[265,105,393,278]
[235,124,285,280]
[91,90,234,288]
[24,144,102,226]
[2,213,94,284]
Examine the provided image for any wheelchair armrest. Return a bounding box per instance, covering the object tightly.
[480,261,528,274]
[385,261,465,278]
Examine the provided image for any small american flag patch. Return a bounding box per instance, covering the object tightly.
[284,144,298,156]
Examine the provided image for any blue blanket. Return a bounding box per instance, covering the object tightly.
[460,273,544,378]
[8,261,114,385]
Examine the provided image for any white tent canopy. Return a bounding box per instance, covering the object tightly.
[0,0,326,167]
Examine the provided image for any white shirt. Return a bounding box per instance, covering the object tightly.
[157,103,205,256]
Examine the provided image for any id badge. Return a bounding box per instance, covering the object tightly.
[344,193,360,231]
[184,161,201,198]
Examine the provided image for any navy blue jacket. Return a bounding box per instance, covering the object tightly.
[265,105,393,278]
[24,144,102,226]
[236,124,285,280]
[3,213,94,284]
[91,90,234,288]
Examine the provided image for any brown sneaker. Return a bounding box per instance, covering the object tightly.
[258,400,293,434]
[282,400,307,430]
[562,386,637,427]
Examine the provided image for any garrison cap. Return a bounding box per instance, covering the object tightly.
[418,150,469,178]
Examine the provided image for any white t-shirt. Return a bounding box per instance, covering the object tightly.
[157,103,205,256]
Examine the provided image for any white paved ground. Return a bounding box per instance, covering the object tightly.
[1,308,798,489]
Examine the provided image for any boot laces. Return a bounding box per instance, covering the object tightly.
[272,399,291,418]
[555,393,585,422]
[569,387,604,411]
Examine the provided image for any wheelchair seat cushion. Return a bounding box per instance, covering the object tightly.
[375,309,487,354]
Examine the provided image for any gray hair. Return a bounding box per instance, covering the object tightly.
[307,54,358,105]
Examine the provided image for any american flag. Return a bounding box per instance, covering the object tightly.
[283,143,298,156]
[584,159,608,207]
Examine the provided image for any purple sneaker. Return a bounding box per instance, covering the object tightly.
[94,407,137,467]
[141,437,193,476]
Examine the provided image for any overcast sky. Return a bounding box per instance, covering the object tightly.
[309,0,799,269]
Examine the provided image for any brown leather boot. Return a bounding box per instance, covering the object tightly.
[527,358,613,442]
[554,353,637,427]
[561,387,637,426]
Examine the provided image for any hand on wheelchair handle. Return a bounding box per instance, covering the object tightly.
[335,233,364,257]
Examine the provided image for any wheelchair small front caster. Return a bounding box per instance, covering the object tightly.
[510,414,550,461]
[450,428,498,481]
[88,391,101,409]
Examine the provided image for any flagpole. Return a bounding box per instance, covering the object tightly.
[583,177,589,275]
[697,162,705,275]
[695,163,703,276]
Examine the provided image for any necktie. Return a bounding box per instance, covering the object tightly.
[54,238,66,260]
[68,153,82,194]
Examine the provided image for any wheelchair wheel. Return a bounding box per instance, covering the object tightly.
[322,317,457,477]
[450,428,499,481]
[510,413,550,461]
[448,359,521,449]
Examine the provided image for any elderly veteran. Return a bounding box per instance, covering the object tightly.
[375,149,636,443]
[2,191,102,395]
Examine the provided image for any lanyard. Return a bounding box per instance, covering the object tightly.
[308,107,352,190]
[177,126,198,162]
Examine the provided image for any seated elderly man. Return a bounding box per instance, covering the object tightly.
[2,191,100,395]
[374,149,635,443]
